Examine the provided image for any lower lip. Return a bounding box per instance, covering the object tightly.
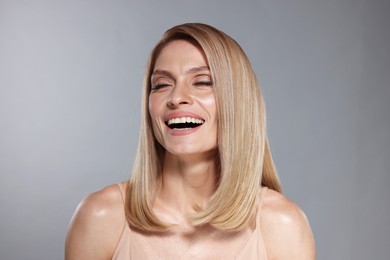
[167,125,202,136]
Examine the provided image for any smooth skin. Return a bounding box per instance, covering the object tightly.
[65,40,315,259]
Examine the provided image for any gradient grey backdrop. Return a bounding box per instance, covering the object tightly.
[1,0,389,259]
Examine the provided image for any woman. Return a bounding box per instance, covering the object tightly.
[65,23,315,259]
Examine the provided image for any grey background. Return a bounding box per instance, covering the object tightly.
[1,0,389,259]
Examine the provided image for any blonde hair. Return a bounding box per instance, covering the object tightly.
[125,23,281,232]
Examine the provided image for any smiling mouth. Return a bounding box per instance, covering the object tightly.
[165,117,205,130]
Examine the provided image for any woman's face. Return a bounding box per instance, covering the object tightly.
[149,40,217,157]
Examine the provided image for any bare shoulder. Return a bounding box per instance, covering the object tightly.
[261,189,316,260]
[65,182,128,260]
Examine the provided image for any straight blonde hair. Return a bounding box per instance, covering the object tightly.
[125,23,281,232]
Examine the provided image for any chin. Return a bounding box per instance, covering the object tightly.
[164,145,217,158]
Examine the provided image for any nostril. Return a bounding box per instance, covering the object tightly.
[167,97,191,107]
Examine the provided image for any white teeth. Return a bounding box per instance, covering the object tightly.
[167,117,205,125]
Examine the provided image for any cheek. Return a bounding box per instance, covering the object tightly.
[148,95,163,123]
[148,95,155,116]
[148,95,165,141]
[201,94,217,122]
[148,97,158,131]
[202,95,216,106]
[149,92,168,116]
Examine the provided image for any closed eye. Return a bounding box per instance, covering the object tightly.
[193,81,213,87]
[151,83,171,90]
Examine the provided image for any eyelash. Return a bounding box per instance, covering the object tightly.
[151,81,213,91]
[151,83,170,90]
[193,81,213,86]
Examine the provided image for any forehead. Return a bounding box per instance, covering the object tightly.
[153,40,208,70]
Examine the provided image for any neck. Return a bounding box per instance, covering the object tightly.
[156,150,218,216]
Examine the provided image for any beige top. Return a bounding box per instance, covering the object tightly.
[112,185,268,260]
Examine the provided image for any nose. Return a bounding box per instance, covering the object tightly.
[167,82,193,108]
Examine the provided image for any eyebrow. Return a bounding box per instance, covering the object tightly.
[151,66,210,79]
[186,66,210,74]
